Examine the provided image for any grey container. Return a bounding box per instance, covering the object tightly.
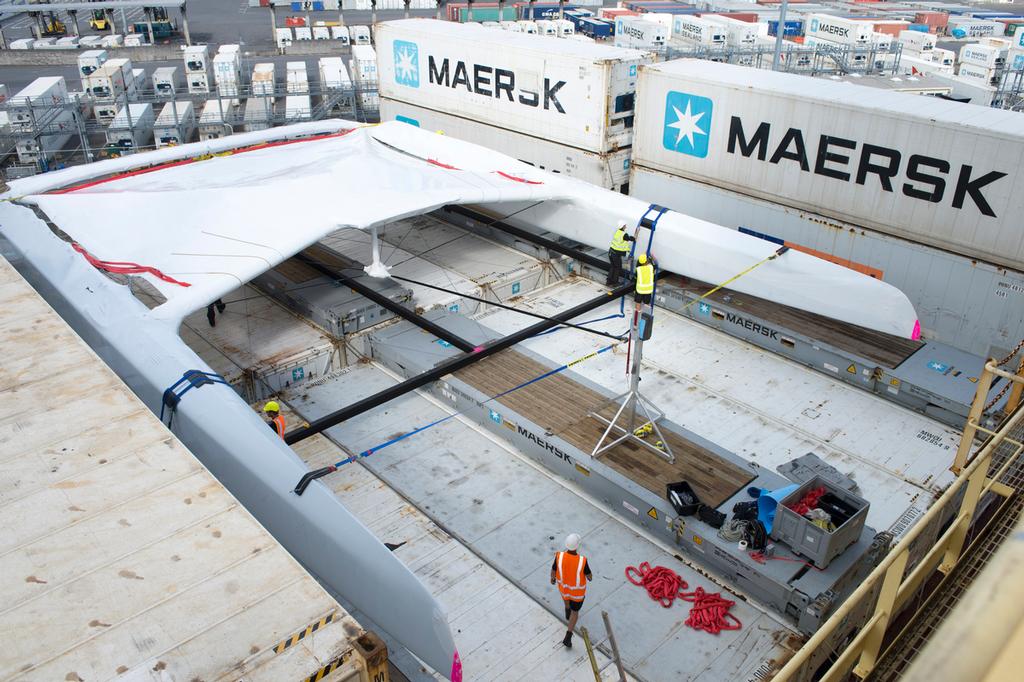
[771,475,869,569]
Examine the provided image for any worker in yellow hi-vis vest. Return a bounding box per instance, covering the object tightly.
[634,253,655,311]
[607,220,635,286]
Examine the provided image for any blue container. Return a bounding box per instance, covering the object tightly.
[907,24,930,32]
[766,19,804,37]
[579,17,614,38]
[519,4,580,19]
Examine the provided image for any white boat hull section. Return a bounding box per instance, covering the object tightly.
[11,121,917,338]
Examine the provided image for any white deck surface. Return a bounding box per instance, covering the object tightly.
[282,368,796,682]
[0,256,367,681]
[471,278,959,536]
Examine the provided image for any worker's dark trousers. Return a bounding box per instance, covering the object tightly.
[607,249,626,285]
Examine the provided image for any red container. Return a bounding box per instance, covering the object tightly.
[914,11,949,34]
[873,21,909,36]
[598,8,639,19]
[285,16,306,27]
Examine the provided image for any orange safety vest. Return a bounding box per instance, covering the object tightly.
[556,551,588,602]
[270,414,286,439]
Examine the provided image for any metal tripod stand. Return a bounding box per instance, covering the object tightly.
[589,302,675,463]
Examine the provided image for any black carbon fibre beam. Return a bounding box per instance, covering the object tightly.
[294,252,477,353]
[284,281,633,445]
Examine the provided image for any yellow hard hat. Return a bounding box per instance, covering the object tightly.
[263,401,280,413]
[638,253,648,265]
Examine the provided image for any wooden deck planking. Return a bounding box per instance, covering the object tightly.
[455,351,754,508]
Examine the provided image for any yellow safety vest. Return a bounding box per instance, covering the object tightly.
[635,263,655,295]
[610,229,630,252]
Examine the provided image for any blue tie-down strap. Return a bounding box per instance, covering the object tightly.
[160,369,230,428]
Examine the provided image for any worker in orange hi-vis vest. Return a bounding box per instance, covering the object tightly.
[550,533,592,648]
[264,401,286,439]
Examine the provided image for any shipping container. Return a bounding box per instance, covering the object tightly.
[381,97,632,191]
[501,20,523,32]
[153,101,195,147]
[77,49,107,78]
[960,42,1006,68]
[9,38,34,50]
[183,45,209,74]
[518,3,580,20]
[350,44,379,109]
[555,18,576,36]
[672,15,728,46]
[517,20,539,34]
[106,103,154,150]
[198,99,234,140]
[243,96,274,132]
[914,11,949,33]
[187,71,210,94]
[376,19,652,155]
[899,29,936,52]
[131,68,146,96]
[931,46,956,65]
[285,95,313,122]
[614,17,669,49]
[295,26,313,41]
[276,27,294,48]
[100,34,123,48]
[701,14,768,46]
[873,20,911,37]
[8,77,68,131]
[331,25,351,43]
[631,59,1024,271]
[213,52,242,97]
[578,17,614,38]
[947,17,1004,38]
[152,66,178,97]
[804,13,873,45]
[313,25,331,40]
[534,19,557,35]
[252,62,275,101]
[628,165,1024,356]
[348,25,372,44]
[319,56,352,90]
[957,62,999,86]
[93,102,119,122]
[15,110,73,163]
[981,36,1013,50]
[286,61,309,94]
[766,19,804,37]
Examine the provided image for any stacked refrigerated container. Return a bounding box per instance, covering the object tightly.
[213,46,242,100]
[106,102,154,152]
[349,45,378,110]
[375,19,653,192]
[252,63,276,102]
[184,45,211,94]
[153,101,195,147]
[9,77,74,164]
[152,66,178,98]
[613,17,668,50]
[671,15,727,48]
[77,50,107,79]
[286,61,309,94]
[198,99,233,141]
[628,59,1024,355]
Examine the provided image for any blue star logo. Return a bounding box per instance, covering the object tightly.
[663,91,713,158]
[393,40,419,88]
[699,302,711,316]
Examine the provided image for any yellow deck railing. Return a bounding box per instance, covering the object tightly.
[774,358,1024,681]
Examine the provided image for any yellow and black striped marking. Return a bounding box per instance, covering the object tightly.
[273,611,336,654]
[302,651,353,682]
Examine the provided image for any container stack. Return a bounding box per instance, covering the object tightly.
[8,77,73,164]
[350,45,378,110]
[184,45,210,94]
[152,66,178,98]
[252,63,276,102]
[213,44,242,101]
[106,102,154,152]
[153,101,195,148]
[375,19,653,192]
[286,61,309,94]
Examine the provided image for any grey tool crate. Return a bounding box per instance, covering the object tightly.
[771,475,869,569]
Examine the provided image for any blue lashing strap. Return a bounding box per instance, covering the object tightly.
[160,369,230,429]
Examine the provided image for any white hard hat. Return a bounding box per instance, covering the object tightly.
[617,220,628,229]
[565,533,581,551]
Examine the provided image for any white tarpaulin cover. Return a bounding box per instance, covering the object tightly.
[12,120,918,337]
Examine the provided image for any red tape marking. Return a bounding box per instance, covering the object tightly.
[71,242,191,287]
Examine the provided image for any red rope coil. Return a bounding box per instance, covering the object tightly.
[625,563,742,633]
[624,561,688,608]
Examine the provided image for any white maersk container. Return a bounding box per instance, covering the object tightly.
[252,63,276,101]
[932,48,956,67]
[198,99,234,141]
[535,20,558,37]
[319,56,352,91]
[350,44,378,109]
[244,97,274,132]
[77,49,108,78]
[382,97,632,191]
[947,17,1003,38]
[899,30,936,54]
[295,27,313,41]
[15,109,73,164]
[958,62,999,86]
[153,101,195,147]
[701,15,767,47]
[672,16,727,47]
[286,61,309,94]
[106,103,154,150]
[631,59,1024,273]
[331,26,350,44]
[349,25,371,45]
[9,77,68,131]
[376,19,652,154]
[805,13,873,46]
[959,43,1006,69]
[805,36,867,65]
[183,45,209,74]
[276,27,294,48]
[614,17,668,50]
[152,66,178,97]
[285,95,313,122]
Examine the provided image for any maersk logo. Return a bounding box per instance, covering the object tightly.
[394,40,419,88]
[1018,31,1024,47]
[663,91,712,158]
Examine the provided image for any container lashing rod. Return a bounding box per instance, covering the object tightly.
[591,205,675,464]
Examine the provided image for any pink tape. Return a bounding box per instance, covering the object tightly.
[451,650,463,682]
[912,320,921,340]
